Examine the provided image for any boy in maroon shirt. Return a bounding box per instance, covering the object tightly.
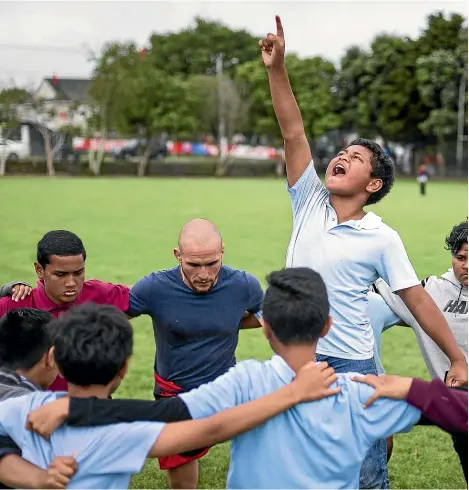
[0,230,130,391]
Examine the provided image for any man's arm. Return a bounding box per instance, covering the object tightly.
[352,374,468,434]
[240,312,262,329]
[261,16,311,187]
[240,273,264,329]
[148,361,340,458]
[398,285,467,386]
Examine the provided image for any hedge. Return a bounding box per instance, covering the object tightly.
[3,159,286,178]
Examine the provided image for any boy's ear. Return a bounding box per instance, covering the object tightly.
[319,316,333,338]
[118,358,130,380]
[46,347,56,371]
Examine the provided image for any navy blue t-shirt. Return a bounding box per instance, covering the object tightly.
[128,265,263,392]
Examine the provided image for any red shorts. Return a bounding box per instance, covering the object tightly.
[154,372,211,470]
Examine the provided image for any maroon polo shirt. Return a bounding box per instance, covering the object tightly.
[0,279,130,391]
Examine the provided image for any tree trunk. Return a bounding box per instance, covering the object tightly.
[0,154,7,177]
[44,132,55,177]
[138,146,151,177]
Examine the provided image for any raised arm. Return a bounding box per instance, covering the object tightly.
[260,16,312,186]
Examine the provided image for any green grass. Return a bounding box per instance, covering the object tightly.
[0,176,466,489]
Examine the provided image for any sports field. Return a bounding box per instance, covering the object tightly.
[0,176,466,489]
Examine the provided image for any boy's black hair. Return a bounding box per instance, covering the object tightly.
[262,267,329,345]
[37,230,87,268]
[345,138,395,205]
[0,308,54,370]
[52,303,133,386]
[445,219,468,255]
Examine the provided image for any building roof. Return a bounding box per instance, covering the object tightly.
[44,78,91,102]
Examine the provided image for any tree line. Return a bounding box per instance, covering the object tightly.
[0,11,467,177]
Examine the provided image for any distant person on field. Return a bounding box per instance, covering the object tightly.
[259,14,467,489]
[0,302,338,489]
[417,164,429,196]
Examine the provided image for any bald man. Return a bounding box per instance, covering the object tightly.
[128,218,264,489]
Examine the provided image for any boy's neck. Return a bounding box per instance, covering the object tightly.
[16,367,45,390]
[276,344,318,374]
[329,194,366,224]
[67,384,111,399]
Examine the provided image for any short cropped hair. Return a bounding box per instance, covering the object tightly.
[37,230,86,268]
[262,268,329,345]
[0,308,54,369]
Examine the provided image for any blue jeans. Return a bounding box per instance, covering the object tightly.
[316,354,390,489]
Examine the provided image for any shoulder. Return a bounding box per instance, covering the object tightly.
[0,294,32,315]
[83,279,127,292]
[132,268,179,292]
[221,266,261,288]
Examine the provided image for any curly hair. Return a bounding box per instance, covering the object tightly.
[445,219,468,255]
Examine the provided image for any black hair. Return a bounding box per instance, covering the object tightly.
[0,308,54,370]
[445,219,468,255]
[345,138,395,205]
[37,230,87,268]
[52,303,133,386]
[262,268,329,345]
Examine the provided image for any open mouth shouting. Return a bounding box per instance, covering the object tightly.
[332,162,347,177]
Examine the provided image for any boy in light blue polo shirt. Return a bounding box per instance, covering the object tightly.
[260,15,467,489]
[179,268,421,489]
[0,302,344,489]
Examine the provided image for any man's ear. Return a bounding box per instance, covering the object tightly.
[319,316,333,338]
[118,358,130,380]
[173,248,182,263]
[34,262,44,280]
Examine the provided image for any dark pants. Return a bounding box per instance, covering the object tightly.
[453,432,468,483]
[420,182,426,195]
[316,354,389,489]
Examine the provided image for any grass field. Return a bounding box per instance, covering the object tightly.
[0,176,467,489]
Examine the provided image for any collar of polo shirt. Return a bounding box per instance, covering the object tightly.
[270,355,296,384]
[326,203,383,231]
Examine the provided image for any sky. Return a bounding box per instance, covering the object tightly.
[0,0,466,90]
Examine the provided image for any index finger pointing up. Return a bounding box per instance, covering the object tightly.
[275,15,284,36]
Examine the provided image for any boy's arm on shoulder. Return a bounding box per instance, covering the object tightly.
[351,381,421,446]
[179,364,250,419]
[149,381,302,458]
[127,274,157,318]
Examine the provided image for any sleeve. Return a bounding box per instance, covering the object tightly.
[367,291,401,335]
[128,274,155,317]
[0,436,21,459]
[407,378,468,433]
[179,362,252,419]
[286,160,328,221]
[97,282,130,313]
[376,232,420,293]
[0,396,29,447]
[0,298,12,317]
[76,422,165,476]
[374,278,416,328]
[245,273,263,314]
[68,397,192,426]
[0,282,30,298]
[352,381,421,446]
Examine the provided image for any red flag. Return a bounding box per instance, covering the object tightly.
[52,75,58,86]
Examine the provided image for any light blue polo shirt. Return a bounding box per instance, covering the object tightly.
[367,291,402,373]
[180,354,421,489]
[0,391,165,489]
[286,161,419,359]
